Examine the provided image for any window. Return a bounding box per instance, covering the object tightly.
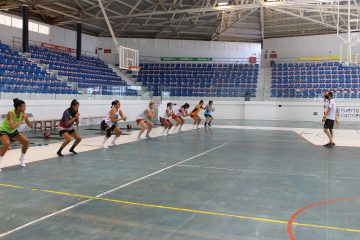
[38,24,49,35]
[0,13,49,35]
[29,22,38,32]
[11,17,22,29]
[0,13,11,26]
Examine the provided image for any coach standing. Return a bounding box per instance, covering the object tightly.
[323,91,336,148]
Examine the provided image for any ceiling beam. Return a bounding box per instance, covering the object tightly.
[269,7,348,32]
[212,8,258,40]
[108,4,259,19]
[259,1,264,39]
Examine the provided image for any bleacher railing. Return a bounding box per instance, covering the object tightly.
[140,56,257,64]
[0,84,151,100]
[11,37,97,57]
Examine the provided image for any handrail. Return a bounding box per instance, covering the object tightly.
[11,36,97,57]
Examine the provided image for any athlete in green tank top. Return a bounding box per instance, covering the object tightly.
[0,98,33,172]
[0,109,23,134]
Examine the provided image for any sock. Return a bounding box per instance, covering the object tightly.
[162,128,167,135]
[111,136,119,145]
[173,125,178,132]
[208,121,212,126]
[205,122,207,126]
[166,128,171,134]
[0,156,3,171]
[102,136,109,146]
[57,147,64,157]
[19,153,26,166]
[179,125,183,131]
[69,146,77,154]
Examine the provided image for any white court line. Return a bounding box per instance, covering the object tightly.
[0,143,228,238]
[0,124,196,169]
[213,125,360,147]
[177,164,360,181]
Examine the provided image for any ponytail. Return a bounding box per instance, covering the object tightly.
[182,103,190,109]
[111,100,120,108]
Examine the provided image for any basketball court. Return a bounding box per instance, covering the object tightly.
[0,0,360,239]
[0,121,359,240]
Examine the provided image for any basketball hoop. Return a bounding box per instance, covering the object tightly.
[119,46,139,70]
[128,66,141,71]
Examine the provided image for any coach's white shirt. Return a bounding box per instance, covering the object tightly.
[326,99,336,120]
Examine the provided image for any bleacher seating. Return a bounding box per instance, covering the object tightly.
[138,62,259,97]
[29,46,127,89]
[271,62,360,98]
[0,43,77,94]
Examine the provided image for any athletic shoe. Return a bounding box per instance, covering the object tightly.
[69,149,78,154]
[19,159,26,167]
[102,145,109,149]
[57,151,64,157]
[0,168,2,172]
[323,143,333,148]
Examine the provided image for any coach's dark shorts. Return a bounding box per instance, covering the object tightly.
[0,130,19,139]
[324,119,335,130]
[101,120,117,131]
[59,129,75,137]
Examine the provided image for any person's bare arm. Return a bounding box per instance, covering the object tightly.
[110,109,118,123]
[119,110,127,121]
[24,114,33,128]
[8,112,24,129]
[166,109,172,117]
[146,109,155,119]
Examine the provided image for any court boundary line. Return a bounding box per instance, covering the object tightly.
[0,143,228,238]
[287,197,360,239]
[0,183,359,235]
[177,164,360,180]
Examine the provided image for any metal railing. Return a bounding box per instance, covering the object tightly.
[0,84,152,101]
[11,37,97,57]
[140,55,258,64]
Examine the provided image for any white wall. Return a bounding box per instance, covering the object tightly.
[97,37,261,65]
[49,26,97,54]
[0,98,358,123]
[263,33,359,59]
[0,12,97,54]
[160,100,360,122]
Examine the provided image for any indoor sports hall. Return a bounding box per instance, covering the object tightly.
[0,1,359,240]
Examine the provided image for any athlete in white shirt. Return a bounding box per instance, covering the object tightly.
[101,100,127,148]
[323,91,336,148]
[160,102,174,136]
[137,101,156,139]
